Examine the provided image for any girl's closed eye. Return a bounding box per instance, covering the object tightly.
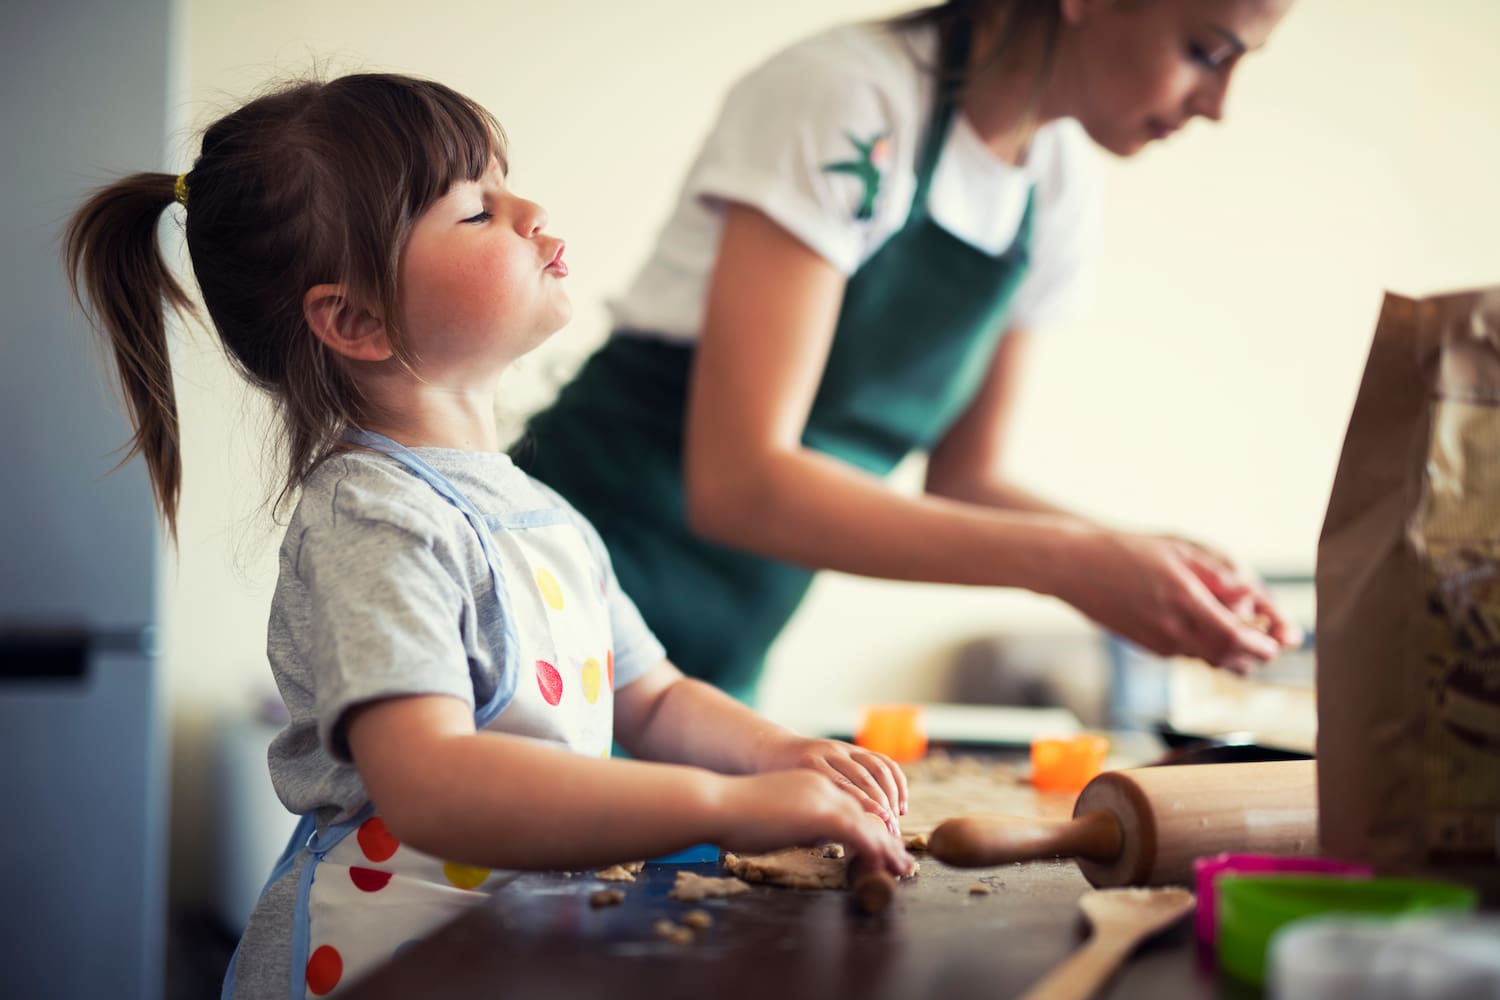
[462,210,493,224]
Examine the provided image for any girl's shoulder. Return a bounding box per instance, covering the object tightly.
[288,450,463,543]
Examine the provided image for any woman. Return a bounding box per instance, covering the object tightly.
[517,0,1300,703]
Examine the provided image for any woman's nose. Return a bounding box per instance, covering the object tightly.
[1191,73,1230,123]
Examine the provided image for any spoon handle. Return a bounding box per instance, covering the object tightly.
[1014,935,1136,1000]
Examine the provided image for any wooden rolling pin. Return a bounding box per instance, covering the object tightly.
[928,760,1317,887]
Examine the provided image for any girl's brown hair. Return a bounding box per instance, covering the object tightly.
[64,73,507,537]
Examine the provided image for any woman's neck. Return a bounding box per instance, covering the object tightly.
[959,11,1068,165]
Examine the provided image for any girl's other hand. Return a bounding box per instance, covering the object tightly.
[713,770,916,876]
[757,737,908,834]
[1058,529,1287,674]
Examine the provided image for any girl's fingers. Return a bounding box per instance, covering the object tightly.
[840,811,913,875]
[820,759,896,828]
[858,751,906,816]
[854,753,908,823]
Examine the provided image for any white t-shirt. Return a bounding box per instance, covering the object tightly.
[610,19,1099,341]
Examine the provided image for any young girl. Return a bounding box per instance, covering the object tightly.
[517,0,1303,704]
[64,74,913,999]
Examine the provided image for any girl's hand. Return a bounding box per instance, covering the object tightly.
[712,770,916,876]
[757,736,908,835]
[1058,529,1290,674]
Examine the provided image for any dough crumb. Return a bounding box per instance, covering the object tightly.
[967,884,992,896]
[822,844,846,859]
[903,832,929,851]
[589,889,625,908]
[670,870,751,902]
[596,860,646,883]
[654,918,694,945]
[680,909,713,930]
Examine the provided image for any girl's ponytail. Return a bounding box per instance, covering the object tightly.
[63,172,195,538]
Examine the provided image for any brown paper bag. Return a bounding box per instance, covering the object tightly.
[1317,287,1500,900]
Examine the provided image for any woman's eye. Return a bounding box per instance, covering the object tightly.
[462,210,493,224]
[1188,42,1229,70]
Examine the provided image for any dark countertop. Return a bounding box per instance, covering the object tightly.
[339,850,1263,1000]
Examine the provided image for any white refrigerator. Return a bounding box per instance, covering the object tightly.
[0,1,174,997]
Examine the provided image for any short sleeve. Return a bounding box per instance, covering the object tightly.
[1006,122,1100,330]
[691,49,912,274]
[296,516,478,761]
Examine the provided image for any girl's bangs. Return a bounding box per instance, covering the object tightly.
[403,83,509,213]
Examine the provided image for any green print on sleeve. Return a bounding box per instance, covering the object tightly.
[822,131,890,222]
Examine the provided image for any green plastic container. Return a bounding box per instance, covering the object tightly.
[1216,874,1479,985]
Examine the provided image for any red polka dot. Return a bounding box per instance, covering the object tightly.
[349,866,392,892]
[607,650,615,691]
[356,817,399,863]
[537,659,563,705]
[306,944,342,995]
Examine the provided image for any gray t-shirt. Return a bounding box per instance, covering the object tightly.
[229,447,664,999]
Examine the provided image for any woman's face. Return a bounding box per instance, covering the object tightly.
[1057,0,1294,156]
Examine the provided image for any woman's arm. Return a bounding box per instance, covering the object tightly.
[346,693,914,873]
[684,205,1284,668]
[685,204,1084,589]
[925,324,1301,656]
[924,327,1078,516]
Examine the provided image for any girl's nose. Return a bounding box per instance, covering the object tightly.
[519,200,548,237]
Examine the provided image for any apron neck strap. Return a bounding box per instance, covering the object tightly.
[911,18,974,212]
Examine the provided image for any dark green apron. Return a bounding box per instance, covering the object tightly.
[516,29,1036,702]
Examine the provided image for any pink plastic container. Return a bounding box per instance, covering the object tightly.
[1193,853,1373,947]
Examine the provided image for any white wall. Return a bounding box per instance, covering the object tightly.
[165,0,1500,904]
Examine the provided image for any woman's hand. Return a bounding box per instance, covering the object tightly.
[1166,536,1304,667]
[1057,529,1293,674]
[711,770,916,876]
[756,736,908,835]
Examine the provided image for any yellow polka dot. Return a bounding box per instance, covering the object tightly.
[443,862,490,890]
[536,568,564,610]
[581,658,602,704]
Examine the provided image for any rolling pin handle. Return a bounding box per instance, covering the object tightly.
[927,810,1124,868]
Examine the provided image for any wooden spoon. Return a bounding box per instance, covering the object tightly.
[1016,887,1195,1000]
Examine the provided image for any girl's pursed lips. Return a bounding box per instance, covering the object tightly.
[546,240,568,276]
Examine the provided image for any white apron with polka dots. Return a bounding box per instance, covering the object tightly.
[281,434,619,998]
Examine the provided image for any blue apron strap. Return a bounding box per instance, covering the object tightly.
[340,429,518,727]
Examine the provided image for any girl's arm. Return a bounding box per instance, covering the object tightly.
[684,205,1283,669]
[613,660,907,828]
[346,693,914,873]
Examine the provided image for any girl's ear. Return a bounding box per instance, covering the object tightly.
[303,284,393,362]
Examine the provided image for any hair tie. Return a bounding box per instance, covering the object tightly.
[173,173,189,208]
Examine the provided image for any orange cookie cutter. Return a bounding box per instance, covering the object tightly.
[854,704,928,762]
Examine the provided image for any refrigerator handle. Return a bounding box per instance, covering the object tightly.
[0,627,154,681]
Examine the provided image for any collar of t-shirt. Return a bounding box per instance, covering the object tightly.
[926,109,1041,257]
